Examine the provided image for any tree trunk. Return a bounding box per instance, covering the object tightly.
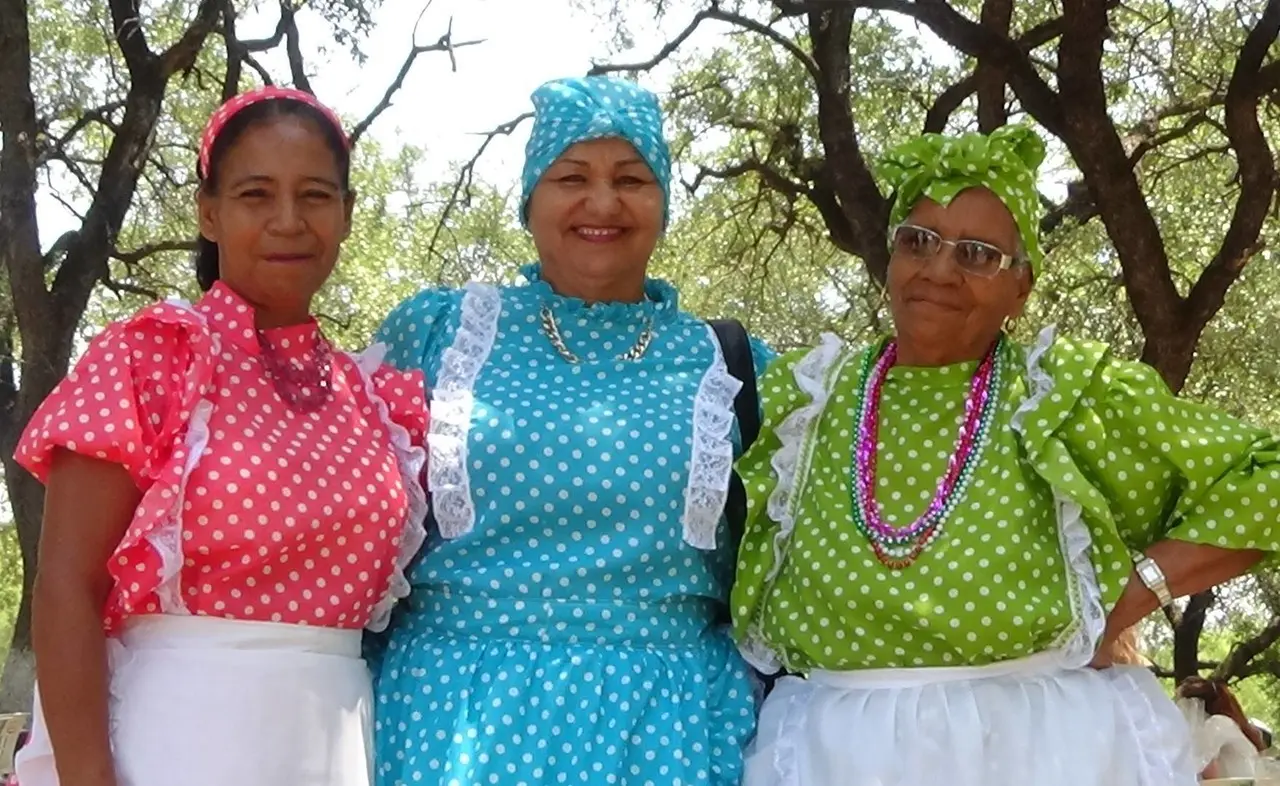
[0,324,69,711]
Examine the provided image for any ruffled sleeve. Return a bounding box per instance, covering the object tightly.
[370,365,429,448]
[374,287,462,373]
[347,345,429,632]
[731,335,850,671]
[1018,333,1280,608]
[16,302,216,631]
[16,310,196,488]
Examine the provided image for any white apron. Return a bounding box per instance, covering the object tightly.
[15,614,373,786]
[743,650,1196,786]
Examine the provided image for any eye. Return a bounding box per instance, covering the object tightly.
[237,188,269,199]
[616,175,647,187]
[556,174,587,184]
[894,226,936,255]
[956,241,1005,270]
[302,189,335,201]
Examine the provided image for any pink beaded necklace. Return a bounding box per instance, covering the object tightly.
[848,338,1004,569]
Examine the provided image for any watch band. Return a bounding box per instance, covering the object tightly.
[1134,555,1174,608]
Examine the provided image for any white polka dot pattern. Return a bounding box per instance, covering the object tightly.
[16,282,429,633]
[732,330,1280,673]
[367,264,764,785]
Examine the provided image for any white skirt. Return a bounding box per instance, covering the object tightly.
[15,615,373,786]
[744,652,1196,786]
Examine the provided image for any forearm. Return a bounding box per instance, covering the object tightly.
[1106,539,1264,634]
[32,575,117,786]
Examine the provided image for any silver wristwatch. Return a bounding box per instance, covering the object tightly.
[1134,555,1174,608]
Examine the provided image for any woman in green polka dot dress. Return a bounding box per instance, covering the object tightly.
[733,125,1276,786]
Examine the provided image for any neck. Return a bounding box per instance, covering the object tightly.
[540,265,646,304]
[251,302,312,331]
[894,336,996,367]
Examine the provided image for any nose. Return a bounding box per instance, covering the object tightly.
[916,240,964,284]
[582,179,622,215]
[267,195,306,235]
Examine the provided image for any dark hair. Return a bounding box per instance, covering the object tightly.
[194,99,351,292]
[1177,676,1268,752]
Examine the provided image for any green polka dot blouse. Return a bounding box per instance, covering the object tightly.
[732,329,1280,672]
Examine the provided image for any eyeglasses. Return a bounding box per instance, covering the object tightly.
[890,224,1025,279]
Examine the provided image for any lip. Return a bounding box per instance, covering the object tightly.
[262,253,315,264]
[571,226,627,243]
[904,294,964,311]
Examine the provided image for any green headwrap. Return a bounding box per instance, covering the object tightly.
[877,125,1046,275]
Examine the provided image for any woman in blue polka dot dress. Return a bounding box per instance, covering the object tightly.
[369,75,772,786]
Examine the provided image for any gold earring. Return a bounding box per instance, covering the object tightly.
[1003,315,1021,334]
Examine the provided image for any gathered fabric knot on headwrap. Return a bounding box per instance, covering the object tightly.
[877,124,1047,275]
[520,75,672,227]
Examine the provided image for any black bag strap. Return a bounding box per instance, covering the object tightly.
[709,319,760,557]
[710,319,761,450]
[709,319,786,690]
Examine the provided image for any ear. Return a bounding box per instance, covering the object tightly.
[197,189,219,243]
[1006,264,1034,319]
[341,189,357,241]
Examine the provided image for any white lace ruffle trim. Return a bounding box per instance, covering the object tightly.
[1010,325,1106,668]
[350,343,429,633]
[681,324,743,550]
[427,282,501,539]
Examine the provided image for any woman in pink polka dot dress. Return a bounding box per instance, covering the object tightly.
[11,88,427,786]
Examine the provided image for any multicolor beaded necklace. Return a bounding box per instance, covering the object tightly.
[848,338,1004,570]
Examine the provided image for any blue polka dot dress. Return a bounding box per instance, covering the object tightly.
[369,264,768,786]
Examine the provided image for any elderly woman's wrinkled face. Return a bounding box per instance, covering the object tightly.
[886,187,1032,365]
[526,137,664,300]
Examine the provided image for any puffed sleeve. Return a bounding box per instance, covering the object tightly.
[1057,353,1280,554]
[16,316,190,488]
[1014,331,1280,606]
[374,287,461,373]
[371,366,429,448]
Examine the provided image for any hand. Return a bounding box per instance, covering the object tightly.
[1088,643,1115,670]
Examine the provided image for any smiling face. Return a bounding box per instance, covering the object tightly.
[524,137,664,303]
[886,187,1033,366]
[197,112,353,326]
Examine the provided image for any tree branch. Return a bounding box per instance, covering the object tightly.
[924,73,977,133]
[0,0,51,345]
[1216,615,1280,681]
[806,5,889,280]
[160,0,221,78]
[976,0,1014,132]
[237,3,289,52]
[425,112,534,273]
[349,11,485,147]
[684,159,807,198]
[921,11,1088,134]
[282,2,312,93]
[107,0,156,75]
[220,0,245,100]
[590,1,821,83]
[36,100,126,166]
[865,0,1067,137]
[111,240,197,266]
[1184,0,1280,333]
[1174,590,1215,681]
[101,277,160,300]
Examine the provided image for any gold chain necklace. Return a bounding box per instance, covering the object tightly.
[539,303,654,364]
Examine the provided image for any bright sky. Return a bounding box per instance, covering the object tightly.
[36,0,705,246]
[264,0,693,188]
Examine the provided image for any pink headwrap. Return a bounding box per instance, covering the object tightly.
[197,86,348,179]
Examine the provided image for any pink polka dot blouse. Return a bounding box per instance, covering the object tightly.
[16,282,428,634]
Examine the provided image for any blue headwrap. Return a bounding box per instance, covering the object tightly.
[520,75,672,227]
